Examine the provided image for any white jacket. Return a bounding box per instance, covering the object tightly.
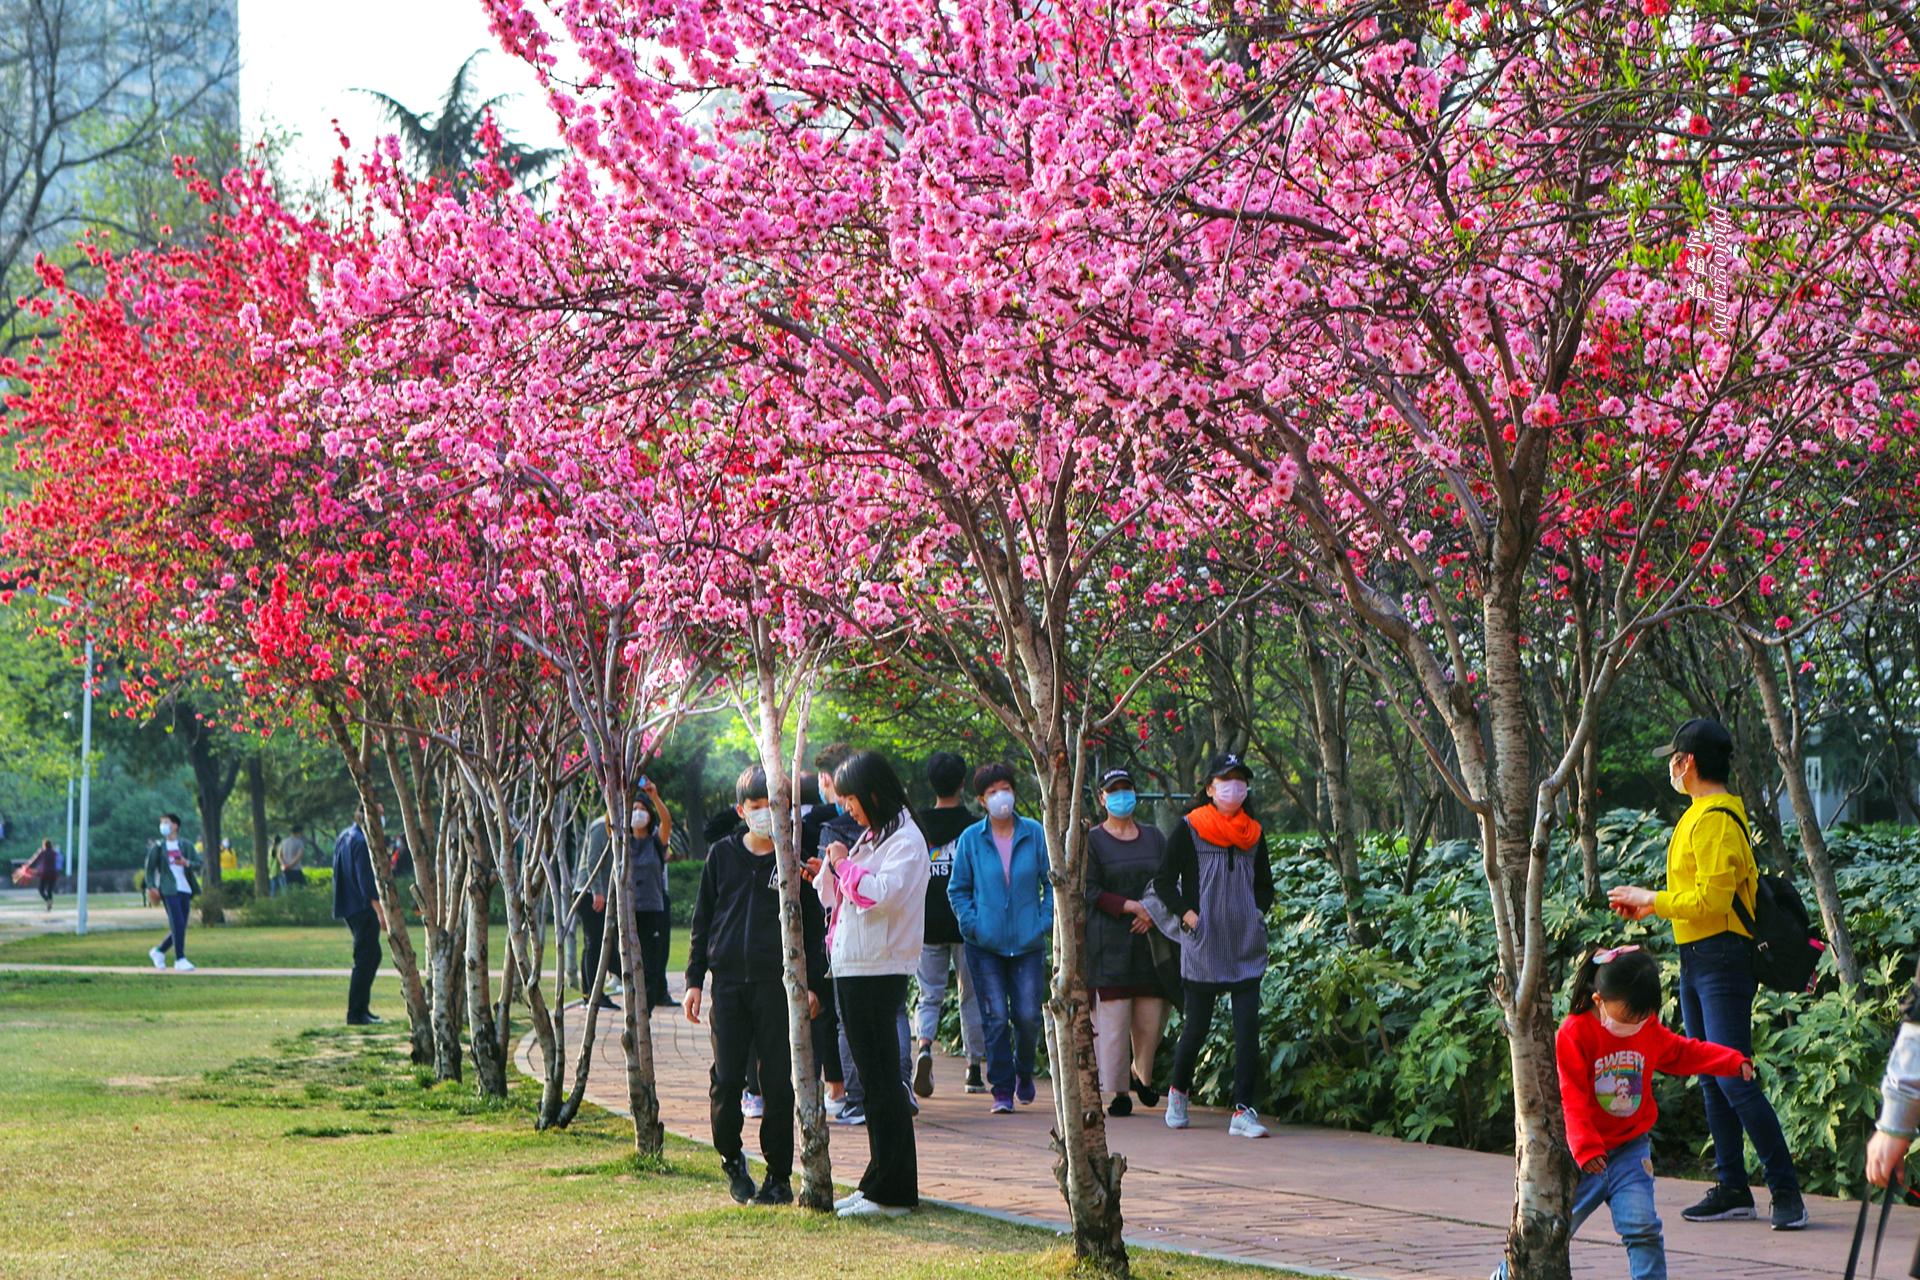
[816,815,930,977]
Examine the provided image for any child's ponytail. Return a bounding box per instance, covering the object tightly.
[1568,945,1663,1019]
[1568,949,1604,1018]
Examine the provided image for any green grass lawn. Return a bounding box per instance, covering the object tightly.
[0,971,1284,1280]
[0,925,692,979]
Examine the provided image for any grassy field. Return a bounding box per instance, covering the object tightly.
[0,925,691,980]
[0,970,1284,1280]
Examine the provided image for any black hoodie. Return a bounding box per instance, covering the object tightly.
[685,832,829,994]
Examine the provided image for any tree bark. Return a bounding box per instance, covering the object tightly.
[247,754,271,899]
[177,704,237,925]
[465,840,509,1098]
[612,835,666,1157]
[1298,610,1368,942]
[1740,632,1861,985]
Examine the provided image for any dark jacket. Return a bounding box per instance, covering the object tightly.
[332,824,380,920]
[918,806,973,946]
[1084,823,1169,990]
[685,833,829,994]
[143,840,202,899]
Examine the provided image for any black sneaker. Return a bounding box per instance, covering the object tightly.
[965,1062,987,1094]
[913,1048,935,1098]
[1107,1093,1133,1117]
[722,1155,757,1204]
[751,1178,794,1206]
[1131,1073,1160,1108]
[1681,1183,1756,1222]
[1770,1189,1809,1231]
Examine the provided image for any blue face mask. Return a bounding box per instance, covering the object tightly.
[1104,790,1137,818]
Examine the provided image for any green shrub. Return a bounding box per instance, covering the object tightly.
[667,859,702,926]
[1173,811,1919,1197]
[241,885,340,927]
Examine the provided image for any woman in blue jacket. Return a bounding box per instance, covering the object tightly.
[947,763,1052,1114]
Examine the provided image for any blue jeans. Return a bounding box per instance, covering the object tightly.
[1492,1134,1665,1280]
[1678,932,1799,1194]
[157,894,191,958]
[967,947,1045,1097]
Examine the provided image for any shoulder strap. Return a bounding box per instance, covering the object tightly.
[1706,808,1761,934]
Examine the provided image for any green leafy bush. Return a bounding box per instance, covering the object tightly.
[1173,811,1918,1197]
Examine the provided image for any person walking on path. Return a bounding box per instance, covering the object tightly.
[684,766,829,1206]
[1085,767,1172,1117]
[24,840,59,908]
[1608,717,1807,1230]
[1867,957,1920,1191]
[1490,945,1757,1280]
[814,750,929,1219]
[629,781,676,1010]
[913,750,986,1099]
[275,826,308,894]
[1154,752,1274,1139]
[577,813,621,1012]
[145,813,201,972]
[332,808,386,1026]
[948,762,1051,1116]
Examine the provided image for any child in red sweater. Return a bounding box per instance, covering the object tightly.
[1492,945,1753,1280]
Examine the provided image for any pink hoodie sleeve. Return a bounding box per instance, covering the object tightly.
[837,859,877,909]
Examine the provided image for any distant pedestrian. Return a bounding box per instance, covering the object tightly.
[144,813,201,972]
[629,780,676,1011]
[1154,752,1274,1139]
[1867,956,1920,1191]
[1607,718,1806,1230]
[912,750,986,1099]
[277,826,308,891]
[1490,945,1756,1280]
[577,813,621,1011]
[25,839,59,909]
[1085,767,1172,1116]
[948,762,1051,1116]
[332,807,386,1026]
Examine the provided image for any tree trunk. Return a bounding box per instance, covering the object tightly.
[1035,750,1129,1275]
[612,837,666,1157]
[178,706,236,925]
[381,727,463,1081]
[1573,738,1600,901]
[1500,940,1577,1280]
[428,913,464,1082]
[247,754,271,899]
[751,660,832,1209]
[465,835,509,1098]
[1741,634,1861,985]
[1298,611,1368,942]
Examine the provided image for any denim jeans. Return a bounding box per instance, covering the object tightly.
[1492,1133,1665,1280]
[157,894,191,958]
[914,942,984,1060]
[967,947,1046,1098]
[1678,932,1799,1193]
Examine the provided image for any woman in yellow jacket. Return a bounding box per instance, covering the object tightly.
[1609,718,1806,1231]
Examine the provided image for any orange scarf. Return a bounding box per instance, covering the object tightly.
[1188,804,1262,851]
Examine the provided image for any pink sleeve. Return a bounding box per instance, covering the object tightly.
[838,860,877,909]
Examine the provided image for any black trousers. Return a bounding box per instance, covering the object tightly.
[578,900,612,996]
[708,977,795,1181]
[636,908,671,1006]
[1170,976,1262,1109]
[812,976,842,1083]
[345,908,382,1022]
[836,973,917,1206]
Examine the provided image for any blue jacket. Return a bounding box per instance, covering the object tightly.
[947,815,1052,958]
[332,824,380,920]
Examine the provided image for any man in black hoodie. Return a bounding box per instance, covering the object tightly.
[685,765,828,1206]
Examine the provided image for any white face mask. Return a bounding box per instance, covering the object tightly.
[985,791,1016,821]
[629,807,651,832]
[1597,1008,1649,1039]
[1668,757,1689,795]
[1213,779,1250,809]
[158,822,172,837]
[743,807,775,839]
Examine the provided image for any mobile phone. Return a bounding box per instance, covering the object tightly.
[637,774,649,790]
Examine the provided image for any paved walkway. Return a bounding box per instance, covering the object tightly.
[521,977,1917,1280]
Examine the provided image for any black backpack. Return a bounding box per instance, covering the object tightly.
[1715,810,1823,993]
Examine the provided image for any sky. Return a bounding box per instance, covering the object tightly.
[238,0,563,192]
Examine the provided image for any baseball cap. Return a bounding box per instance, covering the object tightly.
[1098,767,1135,791]
[1205,752,1252,781]
[1652,718,1733,772]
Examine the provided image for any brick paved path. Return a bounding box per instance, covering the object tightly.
[524,978,1919,1280]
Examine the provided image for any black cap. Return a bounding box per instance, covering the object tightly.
[1099,767,1135,791]
[1205,752,1252,781]
[1653,718,1733,771]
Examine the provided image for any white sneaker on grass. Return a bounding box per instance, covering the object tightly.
[834,1190,865,1211]
[148,947,167,970]
[1164,1088,1190,1129]
[173,958,196,972]
[838,1197,909,1219]
[1229,1105,1269,1138]
[823,1093,846,1118]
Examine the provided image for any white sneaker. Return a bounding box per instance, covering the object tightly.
[833,1190,866,1211]
[173,958,197,972]
[1164,1088,1190,1129]
[1229,1105,1269,1138]
[823,1093,847,1118]
[741,1090,764,1119]
[837,1197,909,1219]
[148,947,167,970]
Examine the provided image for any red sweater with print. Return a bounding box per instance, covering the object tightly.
[1557,1012,1749,1167]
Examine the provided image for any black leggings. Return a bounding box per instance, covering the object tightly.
[837,973,917,1206]
[1170,977,1262,1110]
[37,874,56,905]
